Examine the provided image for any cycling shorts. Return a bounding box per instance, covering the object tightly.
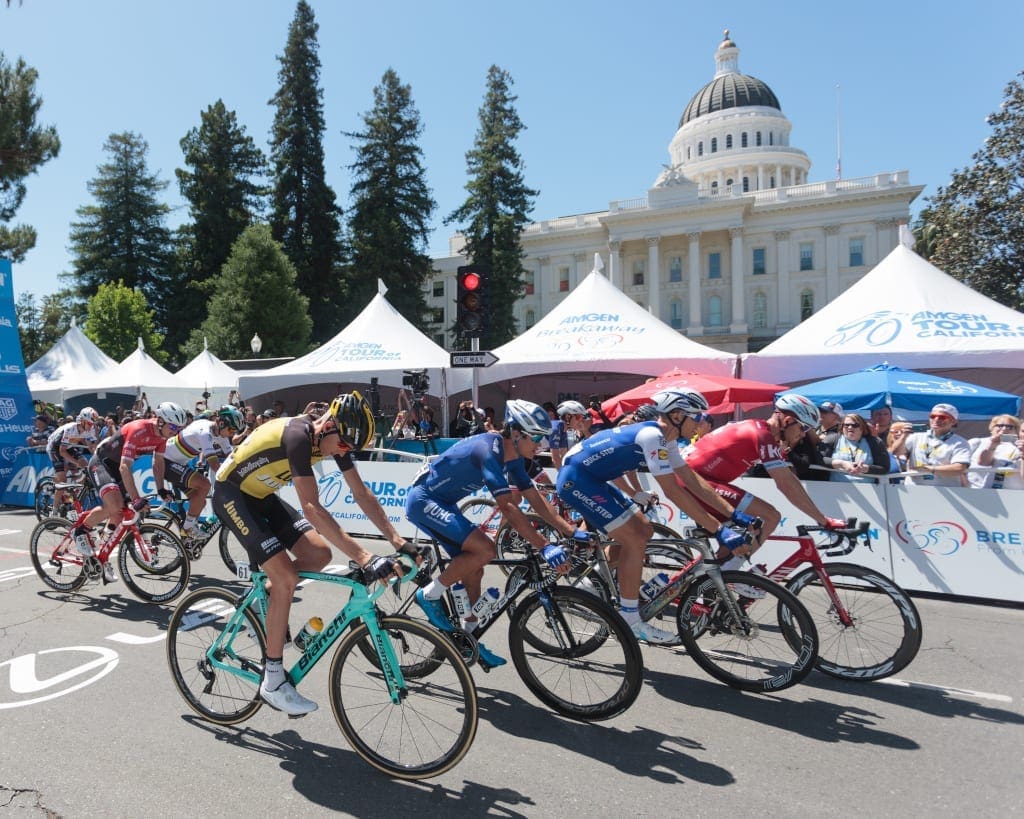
[212,480,313,567]
[555,462,633,533]
[404,484,474,556]
[48,445,88,472]
[88,457,124,500]
[165,461,204,494]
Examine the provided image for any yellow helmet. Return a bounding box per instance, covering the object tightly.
[327,391,375,450]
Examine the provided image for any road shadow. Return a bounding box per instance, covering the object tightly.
[38,588,174,628]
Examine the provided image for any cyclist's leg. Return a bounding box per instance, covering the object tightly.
[82,460,121,531]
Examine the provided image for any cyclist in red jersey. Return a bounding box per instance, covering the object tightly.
[684,393,845,570]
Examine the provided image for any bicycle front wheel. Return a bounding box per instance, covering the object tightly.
[29,516,87,591]
[787,562,922,681]
[329,616,478,780]
[118,523,190,603]
[34,477,56,521]
[676,571,818,693]
[509,586,643,721]
[166,587,265,724]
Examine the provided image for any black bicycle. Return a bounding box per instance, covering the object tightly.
[34,466,101,521]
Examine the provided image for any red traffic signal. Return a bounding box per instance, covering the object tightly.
[456,265,488,337]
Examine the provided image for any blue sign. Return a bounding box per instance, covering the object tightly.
[0,259,37,505]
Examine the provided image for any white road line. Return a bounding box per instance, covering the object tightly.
[0,529,23,537]
[0,546,29,555]
[879,676,1013,703]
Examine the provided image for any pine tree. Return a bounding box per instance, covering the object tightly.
[172,100,267,354]
[84,281,166,364]
[446,65,538,348]
[344,68,435,330]
[0,52,61,262]
[268,0,344,342]
[67,132,174,327]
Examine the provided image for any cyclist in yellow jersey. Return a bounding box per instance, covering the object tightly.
[213,392,424,716]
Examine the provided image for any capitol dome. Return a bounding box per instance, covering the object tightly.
[680,71,780,127]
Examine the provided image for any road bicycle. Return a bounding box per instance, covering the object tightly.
[165,557,478,780]
[377,537,644,722]
[148,487,246,571]
[752,519,922,681]
[33,465,101,521]
[29,496,191,604]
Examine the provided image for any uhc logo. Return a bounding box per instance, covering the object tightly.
[894,519,968,556]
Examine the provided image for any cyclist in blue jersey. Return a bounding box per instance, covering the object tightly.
[405,399,582,668]
[556,388,752,644]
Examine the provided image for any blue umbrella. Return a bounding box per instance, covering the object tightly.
[782,363,1022,420]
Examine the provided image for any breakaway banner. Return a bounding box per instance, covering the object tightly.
[0,259,37,505]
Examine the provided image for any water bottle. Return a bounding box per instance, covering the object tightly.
[451,583,472,618]
[198,515,219,535]
[639,572,671,602]
[471,587,501,620]
[293,616,324,652]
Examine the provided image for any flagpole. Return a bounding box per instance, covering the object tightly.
[835,83,842,180]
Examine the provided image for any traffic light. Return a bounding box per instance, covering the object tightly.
[456,264,488,338]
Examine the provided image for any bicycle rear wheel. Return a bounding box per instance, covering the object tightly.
[166,587,265,724]
[329,616,478,780]
[508,586,643,721]
[29,516,87,591]
[218,526,248,577]
[118,523,190,603]
[787,562,922,681]
[676,571,818,693]
[34,477,56,521]
[457,496,502,539]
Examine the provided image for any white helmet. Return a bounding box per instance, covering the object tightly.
[650,388,709,418]
[557,400,587,418]
[77,406,99,425]
[154,401,188,427]
[504,399,553,437]
[775,393,820,428]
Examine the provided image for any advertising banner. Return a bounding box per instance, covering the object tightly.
[0,260,38,505]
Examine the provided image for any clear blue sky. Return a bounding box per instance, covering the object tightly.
[3,0,1022,301]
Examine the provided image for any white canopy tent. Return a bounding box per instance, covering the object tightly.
[742,245,1024,396]
[26,318,120,404]
[61,338,194,409]
[176,339,240,410]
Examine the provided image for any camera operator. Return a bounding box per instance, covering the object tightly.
[454,400,486,437]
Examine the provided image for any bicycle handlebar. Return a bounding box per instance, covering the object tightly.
[795,518,871,557]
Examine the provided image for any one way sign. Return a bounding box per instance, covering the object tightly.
[450,350,499,368]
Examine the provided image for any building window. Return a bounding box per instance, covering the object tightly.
[752,292,768,329]
[524,270,535,295]
[710,180,718,191]
[431,308,444,324]
[524,309,536,329]
[670,299,683,330]
[632,259,645,286]
[708,252,721,279]
[708,295,723,326]
[800,289,814,321]
[849,237,864,267]
[743,177,750,192]
[726,134,733,149]
[687,146,691,160]
[669,256,682,283]
[432,280,444,298]
[726,178,734,187]
[770,175,776,188]
[769,132,774,146]
[756,131,762,146]
[752,247,766,275]
[711,137,718,153]
[558,266,570,292]
[799,242,814,271]
[741,132,748,148]
[698,141,704,156]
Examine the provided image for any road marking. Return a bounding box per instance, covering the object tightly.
[0,567,36,582]
[0,546,29,555]
[107,632,166,645]
[879,677,1012,703]
[0,529,23,537]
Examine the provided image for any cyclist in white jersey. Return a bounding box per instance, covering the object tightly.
[46,407,100,504]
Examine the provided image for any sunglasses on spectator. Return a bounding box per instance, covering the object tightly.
[993,423,1019,430]
[841,423,861,429]
[929,414,954,421]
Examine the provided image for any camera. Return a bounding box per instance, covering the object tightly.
[588,394,601,411]
[402,369,430,397]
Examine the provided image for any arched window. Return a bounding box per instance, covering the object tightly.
[698,141,704,157]
[752,292,768,329]
[710,180,718,192]
[709,295,723,326]
[741,132,748,148]
[756,131,762,147]
[726,178,734,187]
[800,290,814,321]
[711,137,718,153]
[726,134,733,149]
[670,299,683,330]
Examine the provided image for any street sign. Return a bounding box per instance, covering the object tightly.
[450,350,499,368]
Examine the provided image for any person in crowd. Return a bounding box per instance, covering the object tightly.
[26,413,55,447]
[896,403,972,487]
[132,392,150,415]
[869,406,893,443]
[389,410,412,441]
[547,402,569,468]
[823,413,890,482]
[273,400,287,418]
[886,421,915,473]
[967,415,1024,489]
[233,407,257,445]
[816,400,844,460]
[254,408,276,428]
[101,415,118,441]
[453,400,486,437]
[557,400,592,447]
[483,407,496,432]
[417,405,440,438]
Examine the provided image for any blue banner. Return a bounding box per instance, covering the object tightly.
[1,450,159,509]
[0,259,37,505]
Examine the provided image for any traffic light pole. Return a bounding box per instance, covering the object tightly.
[471,335,480,408]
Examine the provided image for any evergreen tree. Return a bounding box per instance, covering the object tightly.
[446,66,538,348]
[67,132,174,327]
[15,290,77,365]
[344,68,435,330]
[172,100,267,354]
[0,52,61,262]
[84,281,166,364]
[268,0,345,342]
[183,224,311,360]
[914,73,1024,310]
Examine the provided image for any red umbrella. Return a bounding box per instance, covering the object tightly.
[601,369,789,418]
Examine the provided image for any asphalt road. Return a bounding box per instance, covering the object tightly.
[1,506,1022,818]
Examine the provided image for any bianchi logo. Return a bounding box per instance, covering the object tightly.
[0,398,17,421]
[894,519,968,556]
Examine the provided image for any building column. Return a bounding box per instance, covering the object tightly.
[573,252,586,288]
[774,230,791,330]
[687,231,702,335]
[775,164,782,188]
[537,255,549,317]
[646,236,660,319]
[729,227,747,334]
[875,218,897,260]
[824,224,840,302]
[757,165,765,190]
[608,240,621,288]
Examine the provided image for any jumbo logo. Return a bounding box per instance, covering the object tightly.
[894,519,968,556]
[223,500,250,536]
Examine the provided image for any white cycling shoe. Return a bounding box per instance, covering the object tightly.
[259,680,318,716]
[630,619,681,646]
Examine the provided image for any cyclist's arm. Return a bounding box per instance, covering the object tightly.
[151,452,167,495]
[342,463,407,551]
[494,491,551,550]
[770,465,831,527]
[615,470,644,496]
[521,485,575,539]
[60,442,88,469]
[655,468,732,532]
[293,473,376,565]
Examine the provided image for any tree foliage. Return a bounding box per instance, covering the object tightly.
[0,52,61,262]
[446,66,537,348]
[914,73,1024,310]
[183,224,311,360]
[344,68,435,330]
[268,0,345,342]
[16,289,77,366]
[84,281,166,364]
[67,132,174,327]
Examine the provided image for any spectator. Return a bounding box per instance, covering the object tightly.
[869,406,893,443]
[389,410,412,441]
[133,392,150,415]
[417,406,440,438]
[254,408,276,428]
[824,413,889,482]
[886,421,914,473]
[102,415,118,441]
[273,400,287,418]
[483,407,496,432]
[815,400,844,460]
[26,414,56,447]
[453,400,485,437]
[967,415,1024,489]
[898,403,972,487]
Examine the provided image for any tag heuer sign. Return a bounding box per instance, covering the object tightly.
[0,398,17,421]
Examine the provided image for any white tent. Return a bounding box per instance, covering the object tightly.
[742,245,1024,396]
[176,339,239,409]
[26,318,120,403]
[61,338,194,409]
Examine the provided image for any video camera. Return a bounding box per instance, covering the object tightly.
[402,369,430,398]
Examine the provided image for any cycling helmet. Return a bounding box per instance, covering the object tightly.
[650,388,709,418]
[556,400,587,418]
[154,401,188,427]
[504,399,553,437]
[327,391,375,450]
[632,403,659,422]
[77,406,99,425]
[216,404,244,432]
[774,393,820,429]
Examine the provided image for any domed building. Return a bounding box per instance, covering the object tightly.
[429,31,922,354]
